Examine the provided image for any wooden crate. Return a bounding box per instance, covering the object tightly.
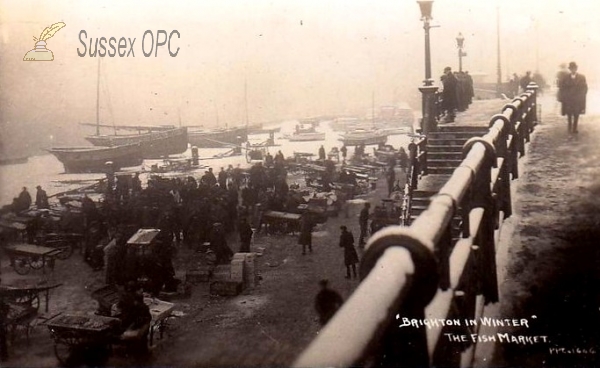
[186,266,212,284]
[209,281,244,297]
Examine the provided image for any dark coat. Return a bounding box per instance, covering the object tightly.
[441,72,458,111]
[339,230,359,266]
[559,73,587,116]
[315,288,343,325]
[298,216,313,246]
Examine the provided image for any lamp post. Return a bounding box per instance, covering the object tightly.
[417,0,438,134]
[456,32,466,72]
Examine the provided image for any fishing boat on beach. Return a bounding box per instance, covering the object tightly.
[339,129,388,146]
[187,126,248,148]
[0,155,29,166]
[49,59,144,173]
[83,124,188,158]
[48,143,143,173]
[286,123,325,142]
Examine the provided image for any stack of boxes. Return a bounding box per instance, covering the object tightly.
[208,253,259,297]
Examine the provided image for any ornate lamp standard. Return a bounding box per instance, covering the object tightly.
[417,0,438,134]
[456,32,466,72]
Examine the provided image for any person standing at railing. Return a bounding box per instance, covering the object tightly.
[558,61,587,135]
[440,67,458,123]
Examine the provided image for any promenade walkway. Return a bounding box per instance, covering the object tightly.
[481,98,600,367]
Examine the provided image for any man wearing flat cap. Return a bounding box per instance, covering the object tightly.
[558,61,587,134]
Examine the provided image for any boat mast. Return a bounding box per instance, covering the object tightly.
[96,57,101,136]
[244,78,249,129]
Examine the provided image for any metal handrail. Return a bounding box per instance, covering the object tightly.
[294,84,538,368]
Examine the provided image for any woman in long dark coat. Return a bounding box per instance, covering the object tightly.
[339,226,359,279]
[559,61,587,134]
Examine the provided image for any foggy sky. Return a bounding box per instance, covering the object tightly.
[1,0,599,155]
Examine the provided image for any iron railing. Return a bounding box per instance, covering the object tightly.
[294,84,539,367]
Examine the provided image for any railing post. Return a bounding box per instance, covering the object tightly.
[419,85,439,134]
[408,141,419,189]
[359,229,440,367]
[463,138,499,304]
[489,114,512,219]
[526,82,539,129]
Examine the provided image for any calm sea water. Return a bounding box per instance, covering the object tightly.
[0,120,413,205]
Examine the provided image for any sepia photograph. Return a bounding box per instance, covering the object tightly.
[0,0,599,367]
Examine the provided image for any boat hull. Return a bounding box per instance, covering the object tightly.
[339,133,388,146]
[85,127,188,158]
[49,144,143,173]
[288,132,326,142]
[188,127,248,148]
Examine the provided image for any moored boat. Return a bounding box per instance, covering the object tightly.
[287,123,326,142]
[339,129,388,146]
[85,126,188,158]
[0,156,29,166]
[48,143,143,173]
[188,126,248,148]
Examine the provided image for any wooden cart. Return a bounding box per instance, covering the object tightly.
[4,244,63,275]
[46,314,122,365]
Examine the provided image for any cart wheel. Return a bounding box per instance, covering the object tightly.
[54,342,73,365]
[29,256,45,269]
[14,257,31,275]
[56,245,74,260]
[15,294,40,311]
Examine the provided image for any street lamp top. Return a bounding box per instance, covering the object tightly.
[456,32,465,48]
[417,0,434,21]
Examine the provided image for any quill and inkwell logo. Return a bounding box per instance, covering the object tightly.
[23,22,66,61]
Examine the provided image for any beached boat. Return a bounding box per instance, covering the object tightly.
[84,125,188,158]
[48,143,143,173]
[0,156,29,166]
[188,126,248,148]
[339,129,388,146]
[49,59,144,173]
[287,123,326,142]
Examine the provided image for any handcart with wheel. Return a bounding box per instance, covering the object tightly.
[45,314,122,365]
[4,244,63,275]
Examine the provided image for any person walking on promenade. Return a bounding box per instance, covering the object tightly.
[339,225,359,279]
[299,213,314,255]
[35,185,49,209]
[558,61,588,135]
[314,279,343,326]
[358,202,370,247]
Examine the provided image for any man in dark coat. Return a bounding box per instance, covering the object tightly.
[559,61,587,134]
[35,185,49,209]
[340,145,347,160]
[358,202,370,247]
[298,214,313,255]
[339,226,358,279]
[210,223,233,264]
[218,167,228,189]
[17,187,32,211]
[386,166,396,196]
[314,279,343,326]
[441,67,458,122]
[318,145,326,161]
[238,217,253,253]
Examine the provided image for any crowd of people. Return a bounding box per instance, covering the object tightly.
[440,67,475,123]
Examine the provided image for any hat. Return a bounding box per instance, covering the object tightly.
[568,61,578,70]
[444,66,452,72]
[36,185,41,189]
[340,225,347,231]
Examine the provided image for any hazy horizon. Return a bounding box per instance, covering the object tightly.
[1,0,599,156]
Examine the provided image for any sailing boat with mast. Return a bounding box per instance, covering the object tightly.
[49,59,143,173]
[82,65,188,157]
[338,91,388,146]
